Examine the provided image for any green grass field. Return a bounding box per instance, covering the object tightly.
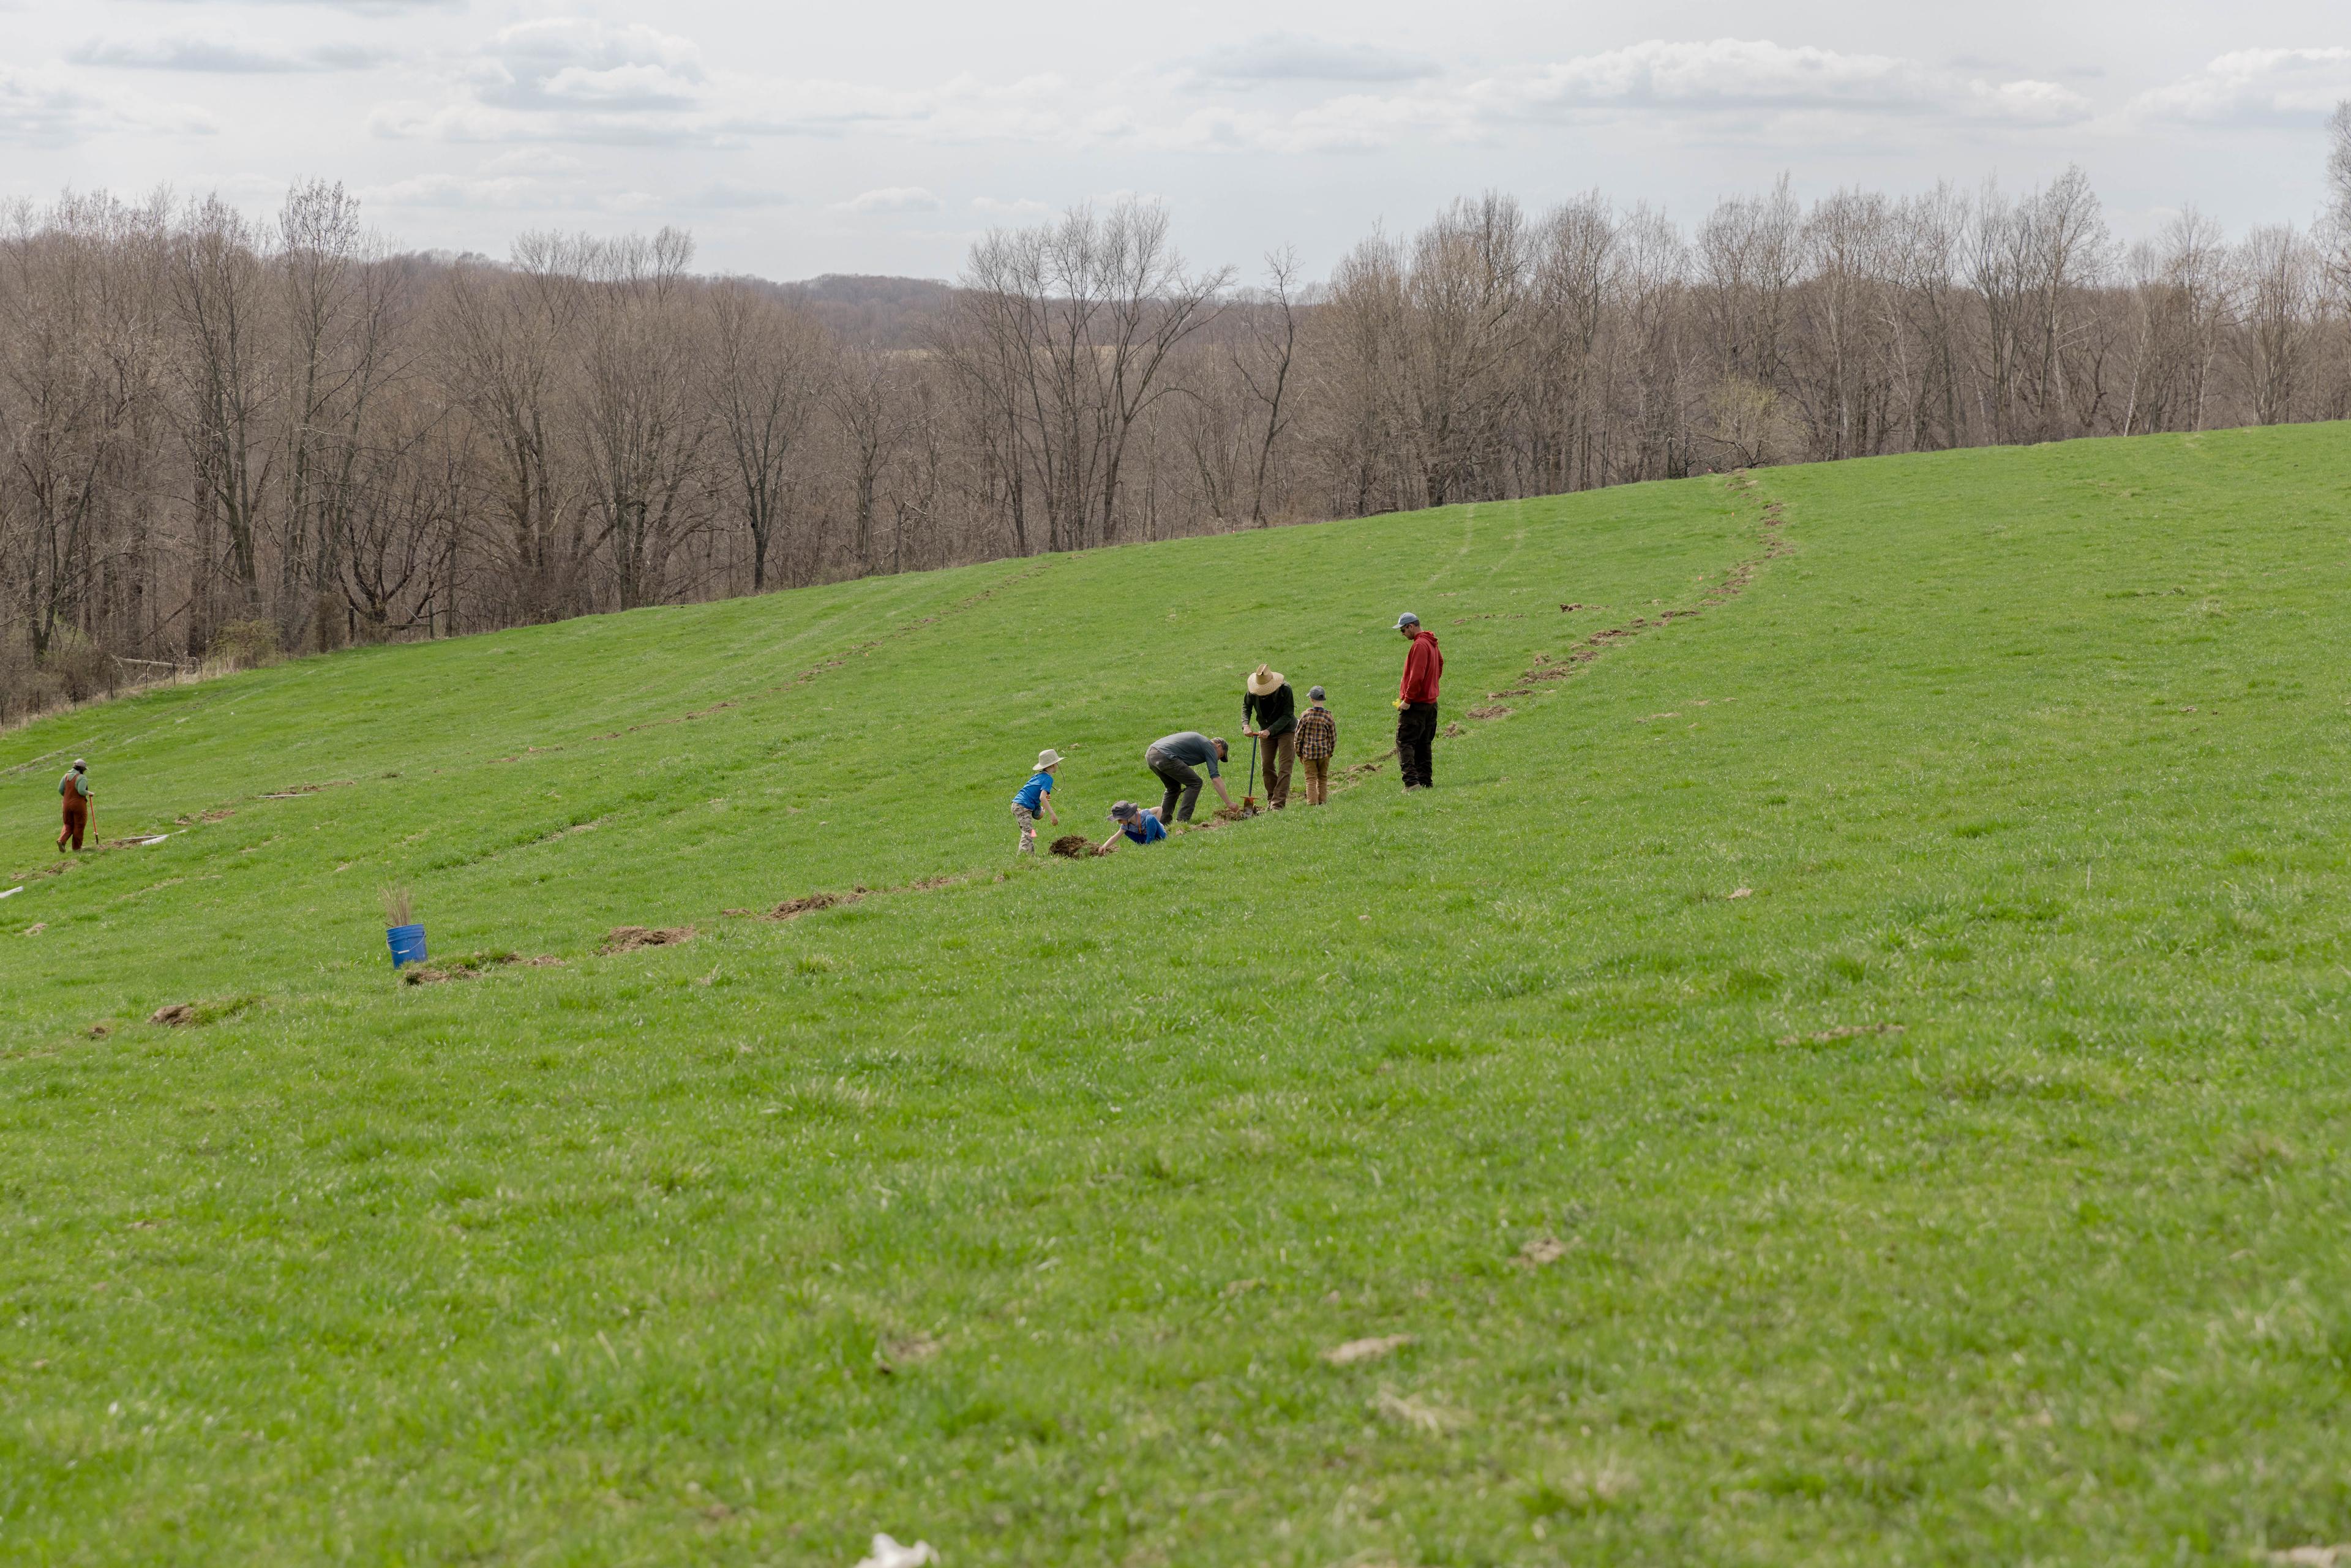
[7,424,2351,1565]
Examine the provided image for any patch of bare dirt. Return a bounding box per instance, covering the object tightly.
[1048,834,1101,857]
[86,1022,111,1039]
[769,891,853,920]
[1212,804,1259,823]
[1323,1334,1414,1367]
[148,1003,199,1027]
[1441,722,1466,738]
[1517,1236,1572,1267]
[522,955,568,968]
[1466,705,1512,721]
[874,1334,941,1374]
[600,925,696,954]
[258,779,354,798]
[1374,1388,1465,1435]
[1778,1023,1904,1047]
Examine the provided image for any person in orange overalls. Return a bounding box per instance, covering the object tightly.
[58,759,91,851]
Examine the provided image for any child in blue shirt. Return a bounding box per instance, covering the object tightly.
[1098,800,1168,853]
[1011,748,1063,854]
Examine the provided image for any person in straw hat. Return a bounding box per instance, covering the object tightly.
[1010,748,1064,855]
[1241,663,1299,810]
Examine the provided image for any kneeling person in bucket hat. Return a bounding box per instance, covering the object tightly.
[1098,800,1168,853]
[1011,748,1063,854]
[1242,663,1298,809]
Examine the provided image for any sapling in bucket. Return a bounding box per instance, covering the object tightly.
[384,885,426,969]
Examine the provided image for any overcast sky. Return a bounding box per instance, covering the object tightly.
[4,0,2347,282]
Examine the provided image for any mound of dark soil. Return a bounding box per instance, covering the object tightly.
[1048,834,1097,857]
[400,950,525,985]
[600,925,696,954]
[770,891,849,919]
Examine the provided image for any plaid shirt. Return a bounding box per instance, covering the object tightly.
[1294,707,1337,761]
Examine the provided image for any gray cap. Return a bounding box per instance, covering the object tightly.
[1308,686,1326,702]
[71,759,86,770]
[1109,800,1140,820]
[1393,612,1419,629]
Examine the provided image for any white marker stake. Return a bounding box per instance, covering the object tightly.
[0,887,20,900]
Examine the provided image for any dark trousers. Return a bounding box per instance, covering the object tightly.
[1259,729,1295,809]
[1396,703,1438,789]
[1146,746,1205,822]
[58,799,87,851]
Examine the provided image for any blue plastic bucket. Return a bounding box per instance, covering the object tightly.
[387,923,427,969]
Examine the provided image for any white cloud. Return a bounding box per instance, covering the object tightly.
[359,172,582,209]
[2130,48,2351,128]
[0,64,215,145]
[70,36,394,73]
[471,20,707,111]
[1185,33,1438,86]
[1466,39,2091,128]
[1964,78,2093,125]
[843,186,941,214]
[972,195,1051,218]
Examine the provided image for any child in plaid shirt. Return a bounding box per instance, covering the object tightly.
[1295,686,1337,805]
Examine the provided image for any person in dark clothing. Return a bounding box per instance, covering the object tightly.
[1392,612,1443,790]
[1241,663,1298,809]
[1143,732,1235,823]
[57,759,91,851]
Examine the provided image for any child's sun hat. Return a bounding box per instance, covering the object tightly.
[1035,749,1065,770]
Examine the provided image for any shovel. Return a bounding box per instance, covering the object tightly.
[1241,732,1261,812]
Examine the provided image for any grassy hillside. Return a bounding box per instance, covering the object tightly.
[6,424,2351,1565]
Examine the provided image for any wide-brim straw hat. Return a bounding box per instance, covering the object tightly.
[1247,664,1286,696]
[1035,748,1065,770]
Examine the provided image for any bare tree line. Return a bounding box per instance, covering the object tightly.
[8,117,2351,722]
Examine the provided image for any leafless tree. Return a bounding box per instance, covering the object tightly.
[704,280,828,592]
[2230,224,2323,425]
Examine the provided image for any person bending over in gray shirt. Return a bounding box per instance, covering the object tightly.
[1142,732,1235,823]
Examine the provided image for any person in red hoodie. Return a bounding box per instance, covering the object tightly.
[1392,612,1442,790]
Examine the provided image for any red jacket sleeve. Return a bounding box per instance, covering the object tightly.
[1399,634,1442,703]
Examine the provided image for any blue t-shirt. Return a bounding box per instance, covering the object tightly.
[1120,812,1168,846]
[1013,770,1055,812]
